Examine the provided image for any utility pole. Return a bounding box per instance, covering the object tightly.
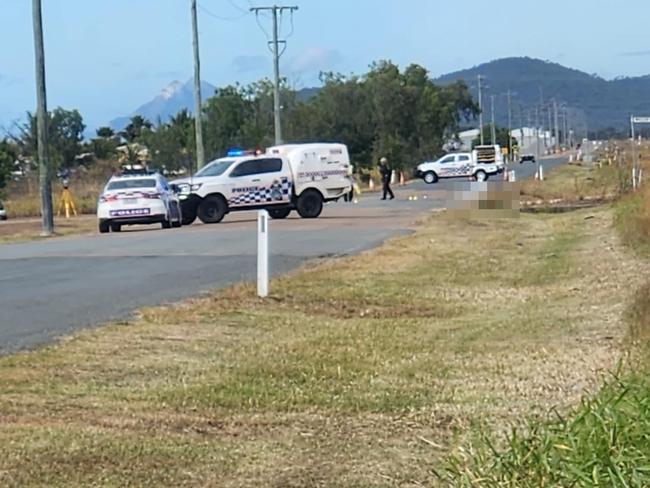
[527,110,532,153]
[32,0,53,236]
[490,94,496,145]
[251,5,298,145]
[507,89,513,162]
[535,105,541,158]
[477,75,484,145]
[553,99,560,153]
[546,105,553,146]
[190,0,205,170]
[562,105,569,147]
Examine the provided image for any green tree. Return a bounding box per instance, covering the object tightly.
[96,126,115,138]
[121,115,153,143]
[0,139,18,192]
[16,107,86,169]
[203,85,253,159]
[140,110,195,172]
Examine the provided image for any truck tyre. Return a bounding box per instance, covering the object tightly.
[180,200,198,226]
[475,170,488,182]
[99,220,110,234]
[198,195,228,224]
[423,171,438,184]
[296,189,323,219]
[269,208,292,219]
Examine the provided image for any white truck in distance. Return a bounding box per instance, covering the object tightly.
[172,143,353,225]
[415,145,505,184]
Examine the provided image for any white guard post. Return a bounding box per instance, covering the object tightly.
[257,210,269,298]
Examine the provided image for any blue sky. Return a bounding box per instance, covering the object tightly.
[2,0,650,131]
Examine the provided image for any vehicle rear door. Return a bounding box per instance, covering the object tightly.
[227,157,291,207]
[456,154,472,176]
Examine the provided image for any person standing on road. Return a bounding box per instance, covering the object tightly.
[344,163,355,202]
[379,157,395,200]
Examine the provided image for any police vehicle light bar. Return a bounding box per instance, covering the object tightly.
[226,148,263,157]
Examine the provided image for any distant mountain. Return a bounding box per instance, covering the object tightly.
[108,59,650,134]
[109,79,217,131]
[435,57,650,132]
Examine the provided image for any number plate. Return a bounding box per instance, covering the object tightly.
[110,208,150,217]
[122,198,138,204]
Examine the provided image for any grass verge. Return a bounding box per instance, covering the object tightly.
[520,161,620,204]
[0,205,647,486]
[0,215,97,243]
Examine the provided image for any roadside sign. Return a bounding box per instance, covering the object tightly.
[632,116,650,124]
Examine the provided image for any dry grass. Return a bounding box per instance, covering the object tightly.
[520,161,620,204]
[0,215,97,243]
[0,205,646,486]
[3,160,115,219]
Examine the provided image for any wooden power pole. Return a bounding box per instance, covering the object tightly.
[250,5,298,145]
[191,0,205,170]
[32,0,53,236]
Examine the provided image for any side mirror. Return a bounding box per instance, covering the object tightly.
[170,184,180,194]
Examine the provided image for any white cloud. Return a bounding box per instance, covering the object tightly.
[286,47,343,76]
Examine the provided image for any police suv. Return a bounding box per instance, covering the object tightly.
[415,145,505,184]
[97,170,183,233]
[172,143,352,225]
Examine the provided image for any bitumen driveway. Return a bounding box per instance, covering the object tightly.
[0,155,568,354]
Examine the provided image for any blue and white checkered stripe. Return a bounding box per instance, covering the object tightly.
[439,164,472,177]
[228,177,292,206]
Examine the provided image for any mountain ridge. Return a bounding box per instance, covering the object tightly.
[108,58,650,133]
[109,79,217,131]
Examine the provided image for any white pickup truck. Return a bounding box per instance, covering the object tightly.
[415,145,505,184]
[172,143,352,225]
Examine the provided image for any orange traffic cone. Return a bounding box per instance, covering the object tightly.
[399,171,405,186]
[369,178,375,192]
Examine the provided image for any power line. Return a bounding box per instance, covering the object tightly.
[198,2,249,21]
[250,5,298,145]
[226,0,249,14]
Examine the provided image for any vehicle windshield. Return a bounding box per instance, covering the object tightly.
[195,159,235,177]
[107,178,157,190]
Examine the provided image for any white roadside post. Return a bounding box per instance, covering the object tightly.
[257,210,269,298]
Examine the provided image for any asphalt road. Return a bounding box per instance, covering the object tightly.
[0,192,438,354]
[0,156,567,354]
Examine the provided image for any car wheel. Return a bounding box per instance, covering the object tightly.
[423,171,438,184]
[99,220,110,234]
[197,195,228,224]
[475,170,488,182]
[161,218,172,229]
[110,223,121,232]
[268,208,292,219]
[296,189,323,219]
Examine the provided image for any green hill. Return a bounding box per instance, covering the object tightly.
[435,57,650,133]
